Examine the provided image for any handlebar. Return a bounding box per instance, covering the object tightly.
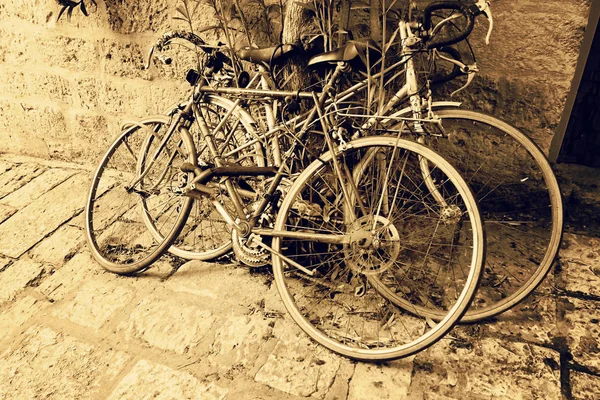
[422,0,492,49]
[144,30,234,76]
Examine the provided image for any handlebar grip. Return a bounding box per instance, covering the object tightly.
[422,1,478,49]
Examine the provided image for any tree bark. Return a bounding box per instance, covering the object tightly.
[281,1,312,90]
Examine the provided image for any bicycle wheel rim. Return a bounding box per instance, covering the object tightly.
[85,117,195,274]
[272,137,485,361]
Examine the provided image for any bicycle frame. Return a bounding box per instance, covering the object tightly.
[137,17,465,261]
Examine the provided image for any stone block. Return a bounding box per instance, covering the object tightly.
[99,38,151,79]
[209,315,273,370]
[0,257,44,304]
[254,319,341,399]
[29,224,84,267]
[0,162,46,198]
[37,251,101,302]
[0,203,17,223]
[118,294,217,354]
[0,326,130,399]
[0,173,88,258]
[409,337,561,399]
[558,297,600,374]
[558,233,600,297]
[53,278,135,330]
[0,167,76,209]
[74,75,188,117]
[0,26,99,73]
[0,67,74,104]
[570,371,600,400]
[108,359,228,400]
[0,0,57,27]
[348,360,414,400]
[67,112,114,163]
[0,296,47,340]
[0,99,67,158]
[103,0,175,34]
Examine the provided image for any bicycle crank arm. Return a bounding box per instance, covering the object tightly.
[249,235,315,276]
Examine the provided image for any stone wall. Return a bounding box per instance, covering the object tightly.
[0,0,592,164]
[0,0,197,163]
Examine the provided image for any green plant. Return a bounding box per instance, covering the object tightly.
[56,0,96,21]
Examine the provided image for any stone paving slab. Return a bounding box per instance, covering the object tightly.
[208,314,274,371]
[254,320,341,399]
[37,251,101,302]
[29,224,84,267]
[409,336,562,399]
[118,294,217,355]
[560,297,600,374]
[348,360,413,399]
[53,279,137,330]
[107,359,229,400]
[0,162,46,198]
[0,154,599,400]
[570,371,600,400]
[0,257,44,304]
[0,296,47,339]
[0,173,88,258]
[559,233,600,297]
[0,326,130,399]
[486,284,556,345]
[0,202,16,223]
[0,167,76,209]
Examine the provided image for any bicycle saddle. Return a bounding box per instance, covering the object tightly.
[237,44,298,64]
[307,39,381,67]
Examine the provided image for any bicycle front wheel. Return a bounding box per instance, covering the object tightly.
[383,108,563,322]
[271,137,485,361]
[85,116,195,274]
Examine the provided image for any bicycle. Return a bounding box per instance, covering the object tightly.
[134,0,561,323]
[84,21,486,361]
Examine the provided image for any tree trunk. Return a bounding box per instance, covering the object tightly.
[282,1,312,90]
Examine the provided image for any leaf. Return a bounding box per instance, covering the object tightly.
[80,1,88,16]
[191,0,202,17]
[57,5,69,21]
[196,25,223,33]
[67,5,74,20]
[175,5,189,20]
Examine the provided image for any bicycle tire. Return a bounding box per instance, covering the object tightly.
[85,115,196,274]
[375,108,563,322]
[146,95,266,261]
[271,136,485,361]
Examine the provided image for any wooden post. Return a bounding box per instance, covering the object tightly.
[549,2,600,165]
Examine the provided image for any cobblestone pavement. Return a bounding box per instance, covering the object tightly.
[0,153,599,400]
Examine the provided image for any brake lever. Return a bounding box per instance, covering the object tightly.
[475,0,493,44]
[450,64,479,97]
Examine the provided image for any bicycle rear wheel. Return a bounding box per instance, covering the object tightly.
[158,95,267,261]
[380,108,563,322]
[271,137,484,361]
[85,116,195,274]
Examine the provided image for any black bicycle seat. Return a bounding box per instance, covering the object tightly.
[307,39,381,68]
[237,44,298,64]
